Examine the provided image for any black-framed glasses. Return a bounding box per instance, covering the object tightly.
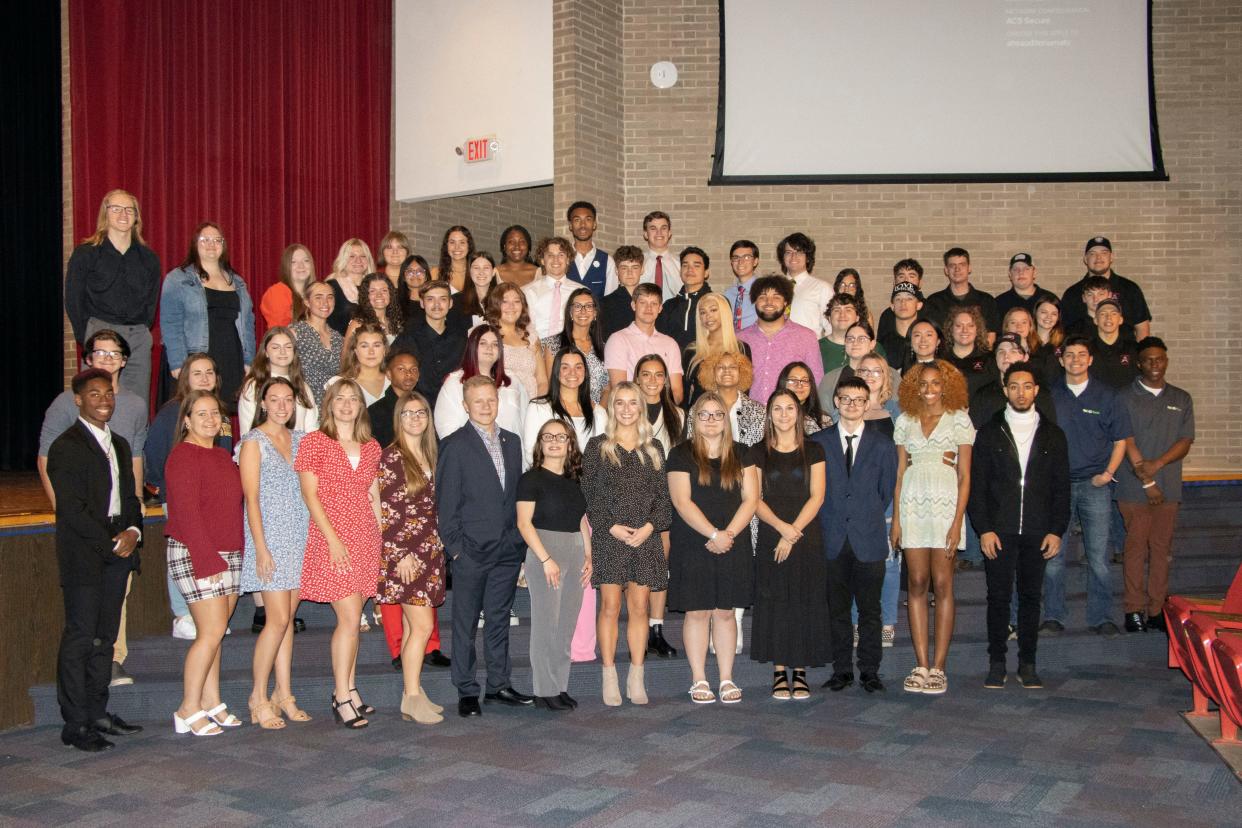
[91,349,123,360]
[105,205,136,216]
[540,433,570,444]
[695,411,727,422]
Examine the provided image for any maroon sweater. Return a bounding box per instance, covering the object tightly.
[165,442,244,578]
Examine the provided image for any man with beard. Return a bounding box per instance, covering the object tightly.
[970,364,1070,690]
[1060,237,1151,341]
[737,275,824,404]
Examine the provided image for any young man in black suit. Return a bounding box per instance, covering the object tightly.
[435,376,534,717]
[46,369,144,751]
[970,364,1070,690]
[811,376,897,693]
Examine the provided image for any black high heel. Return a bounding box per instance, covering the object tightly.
[349,688,376,715]
[331,696,368,729]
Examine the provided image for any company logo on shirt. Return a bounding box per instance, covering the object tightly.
[1081,408,1101,415]
[1119,354,1131,365]
[1166,405,1182,412]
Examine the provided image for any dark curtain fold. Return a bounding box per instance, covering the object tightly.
[69,0,392,402]
[2,3,63,470]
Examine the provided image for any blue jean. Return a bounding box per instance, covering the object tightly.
[852,551,900,627]
[960,513,984,564]
[1044,479,1114,627]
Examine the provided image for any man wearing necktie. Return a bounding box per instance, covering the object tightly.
[811,376,896,694]
[725,240,761,331]
[641,211,682,301]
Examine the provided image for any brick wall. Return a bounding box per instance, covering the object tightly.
[390,185,554,265]
[600,0,1241,470]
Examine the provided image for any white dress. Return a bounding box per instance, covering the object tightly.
[893,409,976,548]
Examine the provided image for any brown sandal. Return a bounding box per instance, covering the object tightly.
[249,700,286,730]
[272,693,311,722]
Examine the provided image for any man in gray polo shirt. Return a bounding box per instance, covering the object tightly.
[1114,337,1195,633]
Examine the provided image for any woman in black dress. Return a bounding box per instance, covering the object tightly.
[751,389,829,699]
[667,392,759,704]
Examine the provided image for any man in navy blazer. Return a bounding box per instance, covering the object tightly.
[436,376,534,716]
[810,377,897,693]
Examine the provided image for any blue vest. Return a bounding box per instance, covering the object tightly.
[569,249,609,299]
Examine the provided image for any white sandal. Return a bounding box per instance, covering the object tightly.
[719,680,742,704]
[174,709,223,736]
[923,668,947,695]
[903,667,929,694]
[205,703,243,727]
[689,680,716,704]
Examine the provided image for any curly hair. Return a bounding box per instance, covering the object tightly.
[699,351,755,394]
[483,282,534,343]
[897,359,968,416]
[351,272,404,337]
[535,236,574,266]
[947,306,990,353]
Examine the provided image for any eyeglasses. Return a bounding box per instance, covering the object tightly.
[784,377,811,387]
[856,368,883,376]
[836,395,868,406]
[844,335,872,344]
[570,303,596,313]
[399,409,429,420]
[105,205,137,216]
[729,254,756,263]
[91,349,123,360]
[696,411,727,422]
[540,432,570,443]
[405,268,427,278]
[197,236,224,246]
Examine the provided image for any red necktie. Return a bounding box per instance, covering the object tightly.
[734,284,745,330]
[654,256,663,290]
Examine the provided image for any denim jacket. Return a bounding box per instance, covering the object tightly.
[160,265,256,369]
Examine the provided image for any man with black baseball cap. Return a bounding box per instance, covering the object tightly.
[996,253,1058,319]
[1088,297,1139,389]
[878,280,923,370]
[1060,237,1151,341]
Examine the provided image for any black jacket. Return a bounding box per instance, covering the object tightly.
[969,377,1057,431]
[657,285,712,352]
[47,421,143,586]
[968,409,1070,538]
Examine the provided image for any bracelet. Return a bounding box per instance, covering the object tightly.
[709,529,719,541]
[1142,481,1156,489]
[539,556,551,563]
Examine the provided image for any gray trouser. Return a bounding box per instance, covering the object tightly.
[84,318,152,406]
[525,530,585,697]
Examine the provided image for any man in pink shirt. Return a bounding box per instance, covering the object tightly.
[604,282,684,403]
[738,275,824,403]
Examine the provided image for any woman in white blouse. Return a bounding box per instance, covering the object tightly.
[237,326,318,433]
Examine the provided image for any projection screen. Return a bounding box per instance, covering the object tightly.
[710,0,1166,183]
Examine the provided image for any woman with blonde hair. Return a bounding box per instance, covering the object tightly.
[683,293,750,409]
[295,378,383,727]
[946,306,995,398]
[377,391,446,725]
[325,239,376,334]
[667,392,760,704]
[582,382,672,706]
[259,244,316,329]
[891,360,974,695]
[328,322,389,407]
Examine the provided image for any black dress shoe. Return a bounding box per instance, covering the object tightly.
[534,695,571,711]
[293,617,306,633]
[860,673,885,693]
[484,686,535,706]
[822,673,854,692]
[251,608,266,634]
[458,697,482,717]
[1017,663,1044,689]
[558,691,578,709]
[1146,613,1167,633]
[984,662,1007,689]
[1124,612,1147,633]
[61,726,114,752]
[1091,621,1122,639]
[93,713,142,736]
[425,649,452,667]
[391,656,402,671]
[647,624,678,658]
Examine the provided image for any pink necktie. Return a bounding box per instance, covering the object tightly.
[549,278,561,334]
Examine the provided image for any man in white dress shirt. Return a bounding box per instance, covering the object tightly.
[523,236,581,340]
[778,232,833,338]
[640,210,682,302]
[567,200,618,299]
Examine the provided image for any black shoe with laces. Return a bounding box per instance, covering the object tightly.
[1146,613,1167,633]
[1017,663,1043,689]
[1124,612,1147,633]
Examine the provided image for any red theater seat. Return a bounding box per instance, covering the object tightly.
[1183,613,1242,715]
[1208,631,1242,746]
[1164,564,1242,671]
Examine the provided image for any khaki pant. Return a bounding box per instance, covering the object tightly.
[112,573,134,664]
[1118,500,1179,616]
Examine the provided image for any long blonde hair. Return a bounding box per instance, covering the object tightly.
[688,293,742,374]
[320,378,373,444]
[393,391,437,498]
[84,189,146,246]
[600,382,664,469]
[687,392,742,490]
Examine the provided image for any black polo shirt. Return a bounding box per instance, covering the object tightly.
[922,284,1001,335]
[1088,333,1139,390]
[1060,272,1151,331]
[995,286,1059,320]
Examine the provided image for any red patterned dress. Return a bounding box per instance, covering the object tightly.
[295,430,382,602]
[376,446,446,606]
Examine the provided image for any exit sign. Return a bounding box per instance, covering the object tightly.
[463,136,496,164]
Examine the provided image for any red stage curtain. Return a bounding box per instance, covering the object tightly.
[70,0,391,389]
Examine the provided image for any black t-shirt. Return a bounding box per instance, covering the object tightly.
[922,284,1001,334]
[1060,272,1151,330]
[516,466,587,532]
[1089,334,1139,389]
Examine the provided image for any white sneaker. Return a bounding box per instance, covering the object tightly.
[882,625,895,648]
[510,608,520,626]
[172,615,197,640]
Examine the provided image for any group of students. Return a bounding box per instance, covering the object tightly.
[46,189,1194,751]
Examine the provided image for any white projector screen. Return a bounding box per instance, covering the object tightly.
[711,0,1165,183]
[394,0,553,202]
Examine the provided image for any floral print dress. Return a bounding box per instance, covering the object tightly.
[377,445,446,606]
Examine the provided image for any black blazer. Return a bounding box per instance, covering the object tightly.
[968,410,1071,539]
[46,420,143,586]
[811,424,897,562]
[435,422,524,566]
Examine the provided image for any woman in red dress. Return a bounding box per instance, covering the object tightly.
[295,378,382,728]
[378,391,447,725]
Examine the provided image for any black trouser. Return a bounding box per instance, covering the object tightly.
[450,553,521,698]
[984,532,1048,665]
[827,541,885,675]
[57,556,131,730]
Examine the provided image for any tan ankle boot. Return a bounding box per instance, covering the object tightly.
[602,665,622,706]
[401,692,443,725]
[626,663,648,705]
[418,686,444,714]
